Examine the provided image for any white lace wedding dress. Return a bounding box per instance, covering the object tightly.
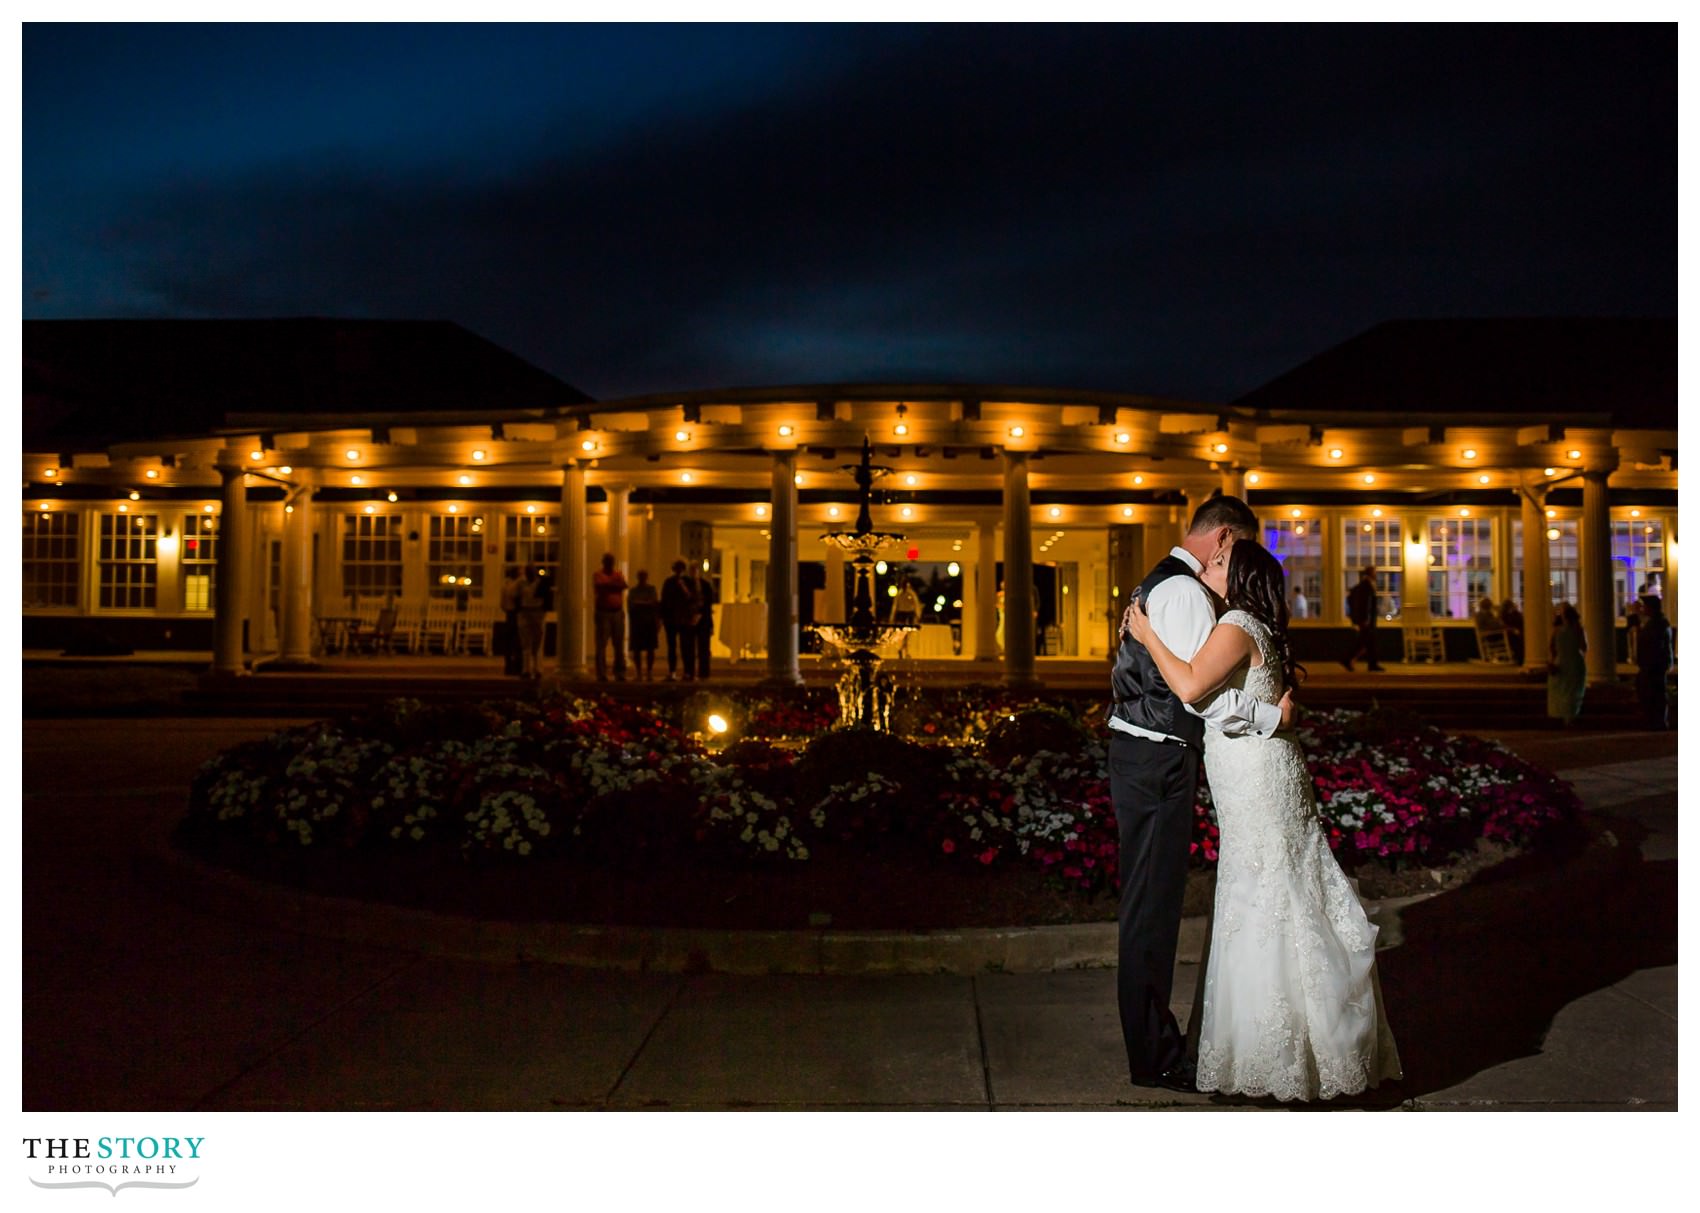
[1195,610,1402,1101]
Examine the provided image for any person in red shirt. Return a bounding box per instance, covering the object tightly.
[592,552,629,681]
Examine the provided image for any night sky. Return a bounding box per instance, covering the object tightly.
[22,23,1675,403]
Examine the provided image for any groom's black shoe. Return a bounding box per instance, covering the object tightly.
[1147,1062,1197,1094]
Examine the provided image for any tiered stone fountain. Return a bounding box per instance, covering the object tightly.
[808,438,918,731]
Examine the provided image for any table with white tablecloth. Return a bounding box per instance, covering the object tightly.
[716,600,767,660]
[899,623,957,658]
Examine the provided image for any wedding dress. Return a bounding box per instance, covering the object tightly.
[1194,610,1402,1101]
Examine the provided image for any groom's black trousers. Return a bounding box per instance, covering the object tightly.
[1107,730,1198,1082]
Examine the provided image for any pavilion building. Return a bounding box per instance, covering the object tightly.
[22,317,1676,688]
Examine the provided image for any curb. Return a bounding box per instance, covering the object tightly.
[137,839,1128,975]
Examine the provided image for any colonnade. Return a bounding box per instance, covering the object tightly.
[206,452,1640,688]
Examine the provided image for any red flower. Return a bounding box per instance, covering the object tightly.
[978,848,997,865]
[941,839,956,854]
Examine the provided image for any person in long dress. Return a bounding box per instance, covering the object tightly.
[1547,603,1588,726]
[1126,538,1401,1102]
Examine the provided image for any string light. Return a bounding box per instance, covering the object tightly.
[145,469,159,479]
[1008,425,1025,439]
[1246,472,1260,485]
[1362,474,1375,485]
[778,425,794,438]
[472,449,487,461]
[1328,448,1344,460]
[345,449,360,461]
[1115,432,1131,445]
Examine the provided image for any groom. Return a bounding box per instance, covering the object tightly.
[1106,493,1293,1091]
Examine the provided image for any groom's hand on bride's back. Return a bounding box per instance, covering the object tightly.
[1278,689,1297,730]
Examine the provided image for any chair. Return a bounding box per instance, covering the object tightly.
[461,603,495,656]
[1403,624,1446,663]
[357,608,398,655]
[420,600,460,654]
[1476,624,1514,664]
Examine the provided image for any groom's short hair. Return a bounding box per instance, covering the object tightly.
[1187,493,1259,538]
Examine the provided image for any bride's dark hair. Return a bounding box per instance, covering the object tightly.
[1224,538,1307,688]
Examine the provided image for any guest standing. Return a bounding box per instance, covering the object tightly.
[626,569,660,682]
[1343,566,1384,671]
[1635,595,1673,730]
[1290,586,1309,620]
[516,566,550,680]
[1546,602,1588,726]
[592,552,629,682]
[499,566,524,676]
[694,568,718,679]
[661,560,700,681]
[1498,597,1525,664]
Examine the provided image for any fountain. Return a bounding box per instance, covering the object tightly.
[808,438,919,731]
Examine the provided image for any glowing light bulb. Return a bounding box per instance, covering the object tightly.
[707,714,729,735]
[828,505,841,518]
[904,474,918,486]
[778,424,794,438]
[893,422,910,437]
[900,506,914,518]
[1008,425,1025,439]
[1115,432,1131,445]
[387,492,399,503]
[1462,448,1477,460]
[145,469,159,479]
[1546,527,1561,541]
[448,504,459,514]
[1328,448,1344,460]
[350,475,363,485]
[1246,472,1260,485]
[526,504,537,514]
[580,439,598,453]
[249,450,264,461]
[1362,474,1375,485]
[756,505,768,517]
[43,468,56,478]
[1567,449,1582,460]
[1133,475,1145,486]
[947,562,961,576]
[680,472,693,483]
[1290,508,1302,518]
[1122,506,1135,518]
[1213,442,1229,454]
[676,430,690,442]
[346,449,360,461]
[1048,506,1062,518]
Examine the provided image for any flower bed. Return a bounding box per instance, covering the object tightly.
[181,690,1583,909]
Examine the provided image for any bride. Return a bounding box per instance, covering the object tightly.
[1126,538,1401,1101]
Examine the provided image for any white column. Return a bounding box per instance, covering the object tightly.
[764,449,802,685]
[1581,470,1616,684]
[1221,466,1247,499]
[1002,453,1038,687]
[278,469,315,664]
[604,483,631,576]
[822,538,846,624]
[974,520,1000,660]
[557,461,589,678]
[212,465,249,675]
[1521,486,1551,674]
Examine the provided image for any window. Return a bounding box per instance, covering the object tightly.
[99,512,158,609]
[1613,519,1666,617]
[1511,519,1579,608]
[1262,519,1322,618]
[23,508,81,608]
[341,513,403,599]
[504,514,559,586]
[428,513,486,599]
[1428,517,1494,619]
[182,512,218,611]
[1343,517,1403,621]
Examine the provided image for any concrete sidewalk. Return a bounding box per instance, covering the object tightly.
[21,718,1677,1111]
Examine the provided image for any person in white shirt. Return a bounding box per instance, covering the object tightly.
[1105,493,1294,1093]
[1290,586,1309,620]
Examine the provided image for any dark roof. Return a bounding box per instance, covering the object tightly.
[23,318,592,450]
[1233,318,1676,428]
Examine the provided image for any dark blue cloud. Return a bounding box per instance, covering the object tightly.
[23,23,1674,401]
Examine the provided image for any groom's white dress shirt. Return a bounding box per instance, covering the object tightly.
[1107,546,1282,744]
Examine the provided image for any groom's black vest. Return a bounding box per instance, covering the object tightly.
[1106,555,1207,747]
